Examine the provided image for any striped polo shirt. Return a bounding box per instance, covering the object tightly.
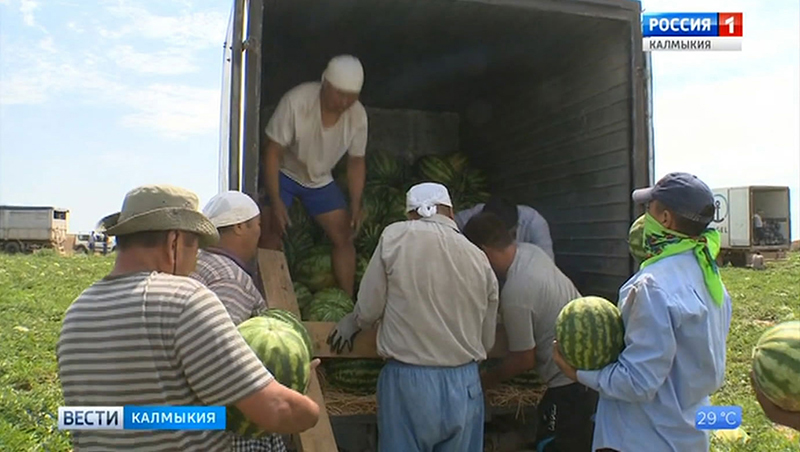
[190,249,267,326]
[56,271,274,451]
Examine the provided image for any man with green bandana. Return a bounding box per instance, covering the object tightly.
[552,172,733,452]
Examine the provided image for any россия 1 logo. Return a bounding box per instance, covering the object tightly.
[642,12,743,52]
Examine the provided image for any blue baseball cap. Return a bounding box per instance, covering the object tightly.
[632,172,715,223]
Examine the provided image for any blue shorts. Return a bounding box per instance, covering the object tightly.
[263,172,347,217]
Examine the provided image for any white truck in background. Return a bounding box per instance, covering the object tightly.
[710,186,792,266]
[0,205,70,254]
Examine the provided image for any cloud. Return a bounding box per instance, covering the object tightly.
[0,1,229,137]
[118,84,221,137]
[98,3,228,50]
[19,0,38,26]
[109,45,198,75]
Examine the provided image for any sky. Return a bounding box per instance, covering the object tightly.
[0,0,798,240]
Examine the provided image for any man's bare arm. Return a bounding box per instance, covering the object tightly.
[234,380,320,434]
[347,155,366,207]
[262,139,285,205]
[482,349,536,389]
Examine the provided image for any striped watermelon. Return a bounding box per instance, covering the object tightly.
[303,288,354,321]
[227,316,311,437]
[262,309,314,360]
[293,282,314,312]
[325,359,385,395]
[356,222,383,257]
[751,320,800,412]
[628,214,647,262]
[555,296,625,371]
[366,151,407,188]
[294,246,336,292]
[413,154,457,186]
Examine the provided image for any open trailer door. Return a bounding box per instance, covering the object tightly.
[240,0,264,197]
[219,0,245,192]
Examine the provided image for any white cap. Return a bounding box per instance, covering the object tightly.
[406,183,453,218]
[322,55,364,93]
[203,191,261,228]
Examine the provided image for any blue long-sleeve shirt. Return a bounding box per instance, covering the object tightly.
[577,251,732,452]
[454,203,554,260]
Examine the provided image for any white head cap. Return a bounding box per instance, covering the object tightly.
[203,191,261,228]
[406,183,453,218]
[322,55,364,93]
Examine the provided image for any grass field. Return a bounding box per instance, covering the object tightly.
[1,251,798,451]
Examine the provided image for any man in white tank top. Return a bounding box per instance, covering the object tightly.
[259,55,368,298]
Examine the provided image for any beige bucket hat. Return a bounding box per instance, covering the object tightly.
[97,184,219,248]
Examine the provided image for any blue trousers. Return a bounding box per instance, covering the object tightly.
[377,360,484,452]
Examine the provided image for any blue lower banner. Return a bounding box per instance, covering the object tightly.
[123,406,226,430]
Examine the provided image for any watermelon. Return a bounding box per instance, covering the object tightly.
[356,223,383,257]
[262,308,314,359]
[366,151,407,189]
[413,154,457,186]
[293,282,314,311]
[304,288,355,321]
[751,320,800,412]
[555,296,625,371]
[294,246,336,292]
[325,359,385,395]
[227,316,311,438]
[628,214,647,262]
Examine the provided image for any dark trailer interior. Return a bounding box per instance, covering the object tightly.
[228,0,652,301]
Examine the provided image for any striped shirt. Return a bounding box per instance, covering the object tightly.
[57,271,274,452]
[191,249,268,325]
[190,249,287,452]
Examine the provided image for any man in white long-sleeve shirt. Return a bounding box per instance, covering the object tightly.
[328,182,500,452]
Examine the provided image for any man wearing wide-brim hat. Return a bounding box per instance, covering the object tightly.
[56,184,320,451]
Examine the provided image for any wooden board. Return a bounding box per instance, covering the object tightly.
[303,322,511,359]
[258,249,339,452]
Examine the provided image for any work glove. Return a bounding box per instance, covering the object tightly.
[327,312,361,354]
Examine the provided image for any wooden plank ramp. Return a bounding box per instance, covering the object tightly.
[258,249,338,452]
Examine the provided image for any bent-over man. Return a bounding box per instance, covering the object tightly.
[455,196,554,261]
[463,212,597,451]
[553,172,733,452]
[57,184,320,452]
[259,55,368,298]
[190,190,289,452]
[328,182,499,452]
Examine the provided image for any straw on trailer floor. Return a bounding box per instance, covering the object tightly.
[318,370,546,417]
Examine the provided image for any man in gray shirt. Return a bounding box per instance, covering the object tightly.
[462,211,597,452]
[455,196,554,260]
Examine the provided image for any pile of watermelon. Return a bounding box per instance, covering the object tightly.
[284,151,498,395]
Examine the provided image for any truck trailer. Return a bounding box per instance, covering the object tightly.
[0,205,70,254]
[711,185,792,267]
[218,0,654,450]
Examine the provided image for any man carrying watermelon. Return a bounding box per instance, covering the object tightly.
[552,172,733,452]
[191,190,301,452]
[455,196,554,261]
[258,55,368,299]
[462,212,598,452]
[328,182,500,452]
[57,184,322,452]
